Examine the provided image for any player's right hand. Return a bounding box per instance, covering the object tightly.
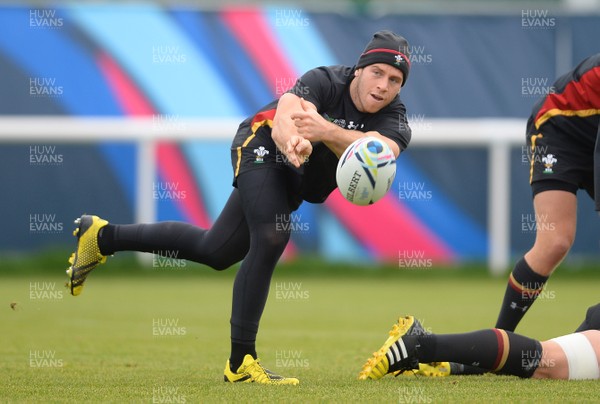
[285,135,312,168]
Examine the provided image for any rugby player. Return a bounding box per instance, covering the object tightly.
[359,303,600,380]
[496,54,600,331]
[65,31,412,385]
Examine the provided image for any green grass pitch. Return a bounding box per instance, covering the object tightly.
[2,256,600,402]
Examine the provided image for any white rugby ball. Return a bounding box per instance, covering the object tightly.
[336,137,396,206]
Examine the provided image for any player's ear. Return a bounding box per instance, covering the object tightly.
[354,68,361,77]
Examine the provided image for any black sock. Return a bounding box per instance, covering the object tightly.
[98,222,208,258]
[495,257,548,331]
[449,363,487,375]
[418,329,542,378]
[229,341,257,372]
[97,224,115,256]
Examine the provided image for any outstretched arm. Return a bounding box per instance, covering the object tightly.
[290,96,400,158]
[273,93,400,163]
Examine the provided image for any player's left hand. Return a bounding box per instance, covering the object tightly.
[290,98,333,142]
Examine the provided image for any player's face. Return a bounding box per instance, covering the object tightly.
[351,64,403,113]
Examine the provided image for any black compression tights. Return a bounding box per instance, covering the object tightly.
[98,168,294,346]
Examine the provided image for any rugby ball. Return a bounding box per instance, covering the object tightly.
[336,137,396,205]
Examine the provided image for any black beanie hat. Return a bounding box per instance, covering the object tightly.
[356,30,411,86]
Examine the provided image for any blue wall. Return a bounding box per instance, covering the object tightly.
[1,6,599,265]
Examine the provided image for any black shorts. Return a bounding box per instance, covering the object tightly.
[575,303,600,332]
[527,114,599,200]
[231,126,290,180]
[230,126,304,210]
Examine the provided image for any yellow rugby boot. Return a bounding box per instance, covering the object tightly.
[394,361,452,377]
[65,215,109,296]
[358,316,424,380]
[415,362,451,377]
[224,354,299,385]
